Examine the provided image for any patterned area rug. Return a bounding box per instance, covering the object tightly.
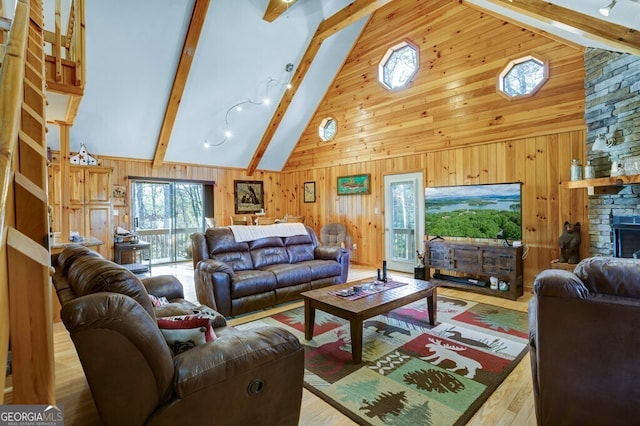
[238,295,529,426]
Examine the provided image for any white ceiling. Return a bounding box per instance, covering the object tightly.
[16,0,638,171]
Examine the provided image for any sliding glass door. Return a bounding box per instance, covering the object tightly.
[131,181,204,264]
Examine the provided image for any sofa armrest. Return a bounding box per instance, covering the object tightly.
[532,269,590,299]
[314,246,348,262]
[172,326,303,398]
[190,232,209,270]
[529,269,589,348]
[142,275,185,300]
[194,259,235,316]
[196,258,234,276]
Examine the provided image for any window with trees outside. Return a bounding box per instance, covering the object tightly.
[378,40,419,90]
[131,180,213,264]
[498,55,548,99]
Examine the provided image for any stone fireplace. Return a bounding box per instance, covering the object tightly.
[584,49,640,257]
[612,216,640,258]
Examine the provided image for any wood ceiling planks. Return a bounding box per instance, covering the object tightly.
[479,0,640,56]
[284,0,586,171]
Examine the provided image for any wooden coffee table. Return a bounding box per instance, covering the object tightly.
[301,277,438,364]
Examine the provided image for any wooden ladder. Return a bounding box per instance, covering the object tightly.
[0,0,55,404]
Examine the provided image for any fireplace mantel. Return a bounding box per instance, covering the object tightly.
[563,173,640,195]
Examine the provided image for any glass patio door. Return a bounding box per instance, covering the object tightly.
[131,181,204,264]
[384,172,425,273]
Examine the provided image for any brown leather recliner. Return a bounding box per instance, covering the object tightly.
[529,257,640,425]
[52,245,304,426]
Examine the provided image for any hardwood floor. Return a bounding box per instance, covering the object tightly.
[3,263,536,425]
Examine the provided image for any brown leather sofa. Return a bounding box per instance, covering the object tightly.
[529,256,640,425]
[52,245,304,426]
[191,225,350,317]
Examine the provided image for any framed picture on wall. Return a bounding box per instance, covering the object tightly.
[112,185,127,207]
[337,174,371,195]
[234,180,264,213]
[304,181,316,203]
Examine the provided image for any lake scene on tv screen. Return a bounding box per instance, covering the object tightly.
[425,183,522,240]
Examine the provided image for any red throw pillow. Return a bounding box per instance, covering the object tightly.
[148,294,170,307]
[157,315,217,354]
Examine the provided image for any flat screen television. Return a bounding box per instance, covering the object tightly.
[425,182,522,240]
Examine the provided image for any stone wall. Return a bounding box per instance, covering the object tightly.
[584,48,640,256]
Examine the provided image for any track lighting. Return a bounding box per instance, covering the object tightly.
[203,63,295,148]
[599,0,616,17]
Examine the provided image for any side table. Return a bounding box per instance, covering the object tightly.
[114,241,151,274]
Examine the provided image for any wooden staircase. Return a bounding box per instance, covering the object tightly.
[1,0,55,404]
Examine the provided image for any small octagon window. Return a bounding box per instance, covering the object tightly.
[498,55,548,99]
[319,117,337,142]
[378,40,419,90]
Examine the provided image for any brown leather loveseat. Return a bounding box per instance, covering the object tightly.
[191,225,350,317]
[529,256,640,425]
[52,245,304,426]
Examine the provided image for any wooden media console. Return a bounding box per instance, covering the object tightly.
[425,240,524,300]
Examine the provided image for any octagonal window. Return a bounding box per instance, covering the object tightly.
[498,55,548,99]
[319,117,337,142]
[378,41,419,90]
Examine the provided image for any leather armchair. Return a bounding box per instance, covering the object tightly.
[320,222,346,247]
[52,246,304,426]
[529,257,640,425]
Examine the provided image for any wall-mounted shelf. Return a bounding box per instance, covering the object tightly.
[563,174,640,194]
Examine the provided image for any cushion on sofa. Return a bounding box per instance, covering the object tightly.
[260,263,312,287]
[66,256,156,318]
[249,236,285,250]
[285,234,315,263]
[57,244,103,275]
[212,251,254,271]
[231,270,278,298]
[574,257,640,298]
[284,233,314,245]
[298,259,343,280]
[158,314,217,339]
[251,246,290,268]
[157,317,212,355]
[205,228,250,254]
[149,294,170,307]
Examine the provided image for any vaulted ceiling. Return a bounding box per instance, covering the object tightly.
[22,0,640,173]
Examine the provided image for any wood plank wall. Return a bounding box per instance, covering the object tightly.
[280,131,589,290]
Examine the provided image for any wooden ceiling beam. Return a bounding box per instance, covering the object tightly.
[478,0,640,56]
[246,0,394,175]
[317,0,392,40]
[152,0,210,168]
[263,0,298,23]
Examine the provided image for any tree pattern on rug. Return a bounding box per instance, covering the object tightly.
[404,368,465,393]
[387,402,433,426]
[337,378,379,405]
[360,390,408,421]
[468,305,527,333]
